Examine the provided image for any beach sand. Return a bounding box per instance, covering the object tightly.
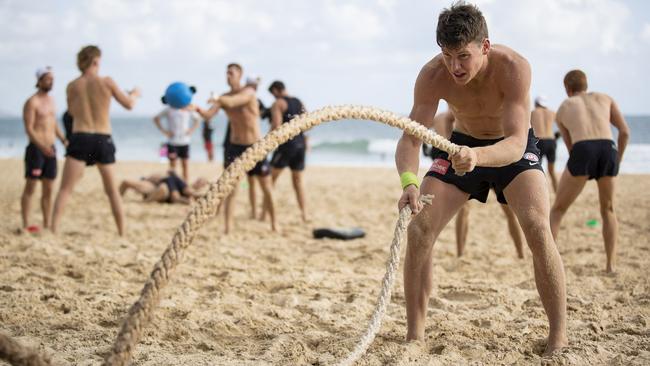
[1,158,649,365]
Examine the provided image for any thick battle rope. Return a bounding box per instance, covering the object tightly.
[0,105,461,366]
[336,194,433,366]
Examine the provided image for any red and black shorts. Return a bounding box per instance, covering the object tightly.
[425,129,543,204]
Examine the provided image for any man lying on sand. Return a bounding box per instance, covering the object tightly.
[550,69,630,273]
[119,171,208,204]
[395,2,567,355]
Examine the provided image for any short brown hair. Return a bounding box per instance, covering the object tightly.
[436,1,488,49]
[227,63,242,73]
[563,70,588,93]
[77,45,101,72]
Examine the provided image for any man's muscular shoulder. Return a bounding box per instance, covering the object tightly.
[491,45,530,85]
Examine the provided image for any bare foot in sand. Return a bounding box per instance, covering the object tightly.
[543,337,568,357]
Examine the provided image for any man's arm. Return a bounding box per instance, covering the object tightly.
[396,66,440,212]
[467,60,531,169]
[186,111,201,135]
[198,102,221,120]
[609,98,630,163]
[23,99,54,156]
[55,121,68,147]
[153,110,172,138]
[106,77,140,110]
[217,88,255,109]
[269,99,286,131]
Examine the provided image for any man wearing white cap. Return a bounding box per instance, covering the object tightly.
[21,66,67,233]
[531,95,559,191]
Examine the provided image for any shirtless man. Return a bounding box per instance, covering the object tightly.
[199,63,276,233]
[21,67,67,232]
[119,172,208,205]
[50,45,140,236]
[429,111,525,258]
[531,96,559,191]
[550,70,629,273]
[396,3,567,354]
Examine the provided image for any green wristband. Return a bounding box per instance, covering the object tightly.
[400,172,419,189]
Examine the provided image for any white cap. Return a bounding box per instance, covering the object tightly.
[245,74,260,86]
[35,66,52,81]
[535,95,548,108]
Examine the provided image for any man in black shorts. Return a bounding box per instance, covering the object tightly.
[51,45,140,236]
[550,70,630,273]
[21,66,67,233]
[396,3,567,354]
[262,81,308,222]
[198,63,277,233]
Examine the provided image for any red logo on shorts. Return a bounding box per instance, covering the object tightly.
[31,169,42,177]
[523,152,539,162]
[429,158,451,175]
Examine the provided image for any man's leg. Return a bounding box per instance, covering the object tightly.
[547,162,558,193]
[259,168,283,221]
[503,170,567,354]
[181,158,189,182]
[291,170,308,222]
[257,175,277,231]
[224,184,239,234]
[169,156,177,173]
[405,177,468,341]
[247,175,257,219]
[21,179,38,229]
[51,157,86,233]
[550,169,588,239]
[454,203,469,257]
[596,176,618,273]
[97,163,125,236]
[41,179,55,229]
[500,204,525,259]
[119,179,155,196]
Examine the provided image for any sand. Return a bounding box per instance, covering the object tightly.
[0,158,649,365]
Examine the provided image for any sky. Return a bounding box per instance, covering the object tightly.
[1,0,649,117]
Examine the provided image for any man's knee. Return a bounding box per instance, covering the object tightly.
[23,181,36,196]
[519,217,552,250]
[600,199,615,215]
[407,215,438,252]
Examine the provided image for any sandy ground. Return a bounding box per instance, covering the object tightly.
[0,158,649,365]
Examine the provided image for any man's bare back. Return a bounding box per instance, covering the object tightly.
[531,106,556,139]
[67,75,130,134]
[557,92,616,144]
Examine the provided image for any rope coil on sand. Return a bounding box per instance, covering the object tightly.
[0,105,460,366]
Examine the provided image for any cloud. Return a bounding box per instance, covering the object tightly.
[642,23,650,43]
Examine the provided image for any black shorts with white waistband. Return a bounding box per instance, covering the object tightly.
[425,129,543,204]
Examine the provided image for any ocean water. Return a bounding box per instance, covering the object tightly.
[1,115,649,173]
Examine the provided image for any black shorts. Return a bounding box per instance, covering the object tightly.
[425,129,543,204]
[224,143,270,176]
[161,173,188,202]
[537,138,557,163]
[271,141,306,171]
[567,140,618,180]
[66,133,116,166]
[24,143,57,179]
[167,144,189,159]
